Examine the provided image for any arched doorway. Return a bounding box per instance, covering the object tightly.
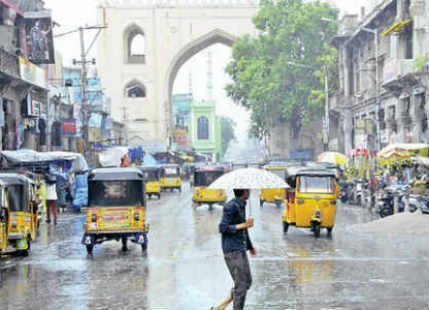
[163,29,236,142]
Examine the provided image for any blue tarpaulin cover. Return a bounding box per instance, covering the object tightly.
[73,172,88,208]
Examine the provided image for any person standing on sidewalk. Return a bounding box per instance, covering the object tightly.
[45,174,58,225]
[212,188,256,310]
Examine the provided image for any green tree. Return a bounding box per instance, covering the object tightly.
[220,116,236,156]
[226,0,339,140]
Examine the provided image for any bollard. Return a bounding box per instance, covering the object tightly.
[404,191,410,213]
[393,192,399,214]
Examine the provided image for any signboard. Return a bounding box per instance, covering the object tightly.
[26,93,40,117]
[24,10,55,64]
[19,57,47,88]
[61,118,77,136]
[173,128,188,146]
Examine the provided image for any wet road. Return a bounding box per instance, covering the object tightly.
[1,183,429,309]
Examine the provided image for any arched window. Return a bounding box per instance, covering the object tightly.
[125,80,146,98]
[197,116,209,140]
[124,24,146,64]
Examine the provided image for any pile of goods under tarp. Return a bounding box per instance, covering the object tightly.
[98,146,148,167]
[352,212,429,235]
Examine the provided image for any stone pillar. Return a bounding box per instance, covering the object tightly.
[396,97,406,143]
[412,94,424,142]
[343,107,353,154]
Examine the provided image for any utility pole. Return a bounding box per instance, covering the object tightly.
[324,66,329,151]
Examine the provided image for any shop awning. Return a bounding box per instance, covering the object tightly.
[382,18,412,37]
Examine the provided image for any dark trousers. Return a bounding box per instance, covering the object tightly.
[224,250,252,310]
[46,200,57,222]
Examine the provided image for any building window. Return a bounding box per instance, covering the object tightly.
[125,80,146,98]
[197,116,209,140]
[124,24,146,64]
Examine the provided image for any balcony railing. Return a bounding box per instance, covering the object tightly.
[383,59,417,85]
[0,47,19,79]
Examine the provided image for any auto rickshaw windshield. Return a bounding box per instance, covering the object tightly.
[88,180,144,207]
[8,185,26,211]
[194,171,223,187]
[298,176,335,194]
[142,170,160,182]
[163,167,179,177]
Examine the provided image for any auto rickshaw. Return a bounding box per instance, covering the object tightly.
[0,174,39,255]
[82,168,149,255]
[160,164,182,192]
[192,166,226,210]
[0,181,9,255]
[283,168,339,238]
[138,166,161,199]
[260,165,288,208]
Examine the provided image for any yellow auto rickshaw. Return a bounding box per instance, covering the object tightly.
[82,168,149,255]
[260,165,288,208]
[193,166,226,210]
[0,174,39,255]
[0,181,9,255]
[283,168,339,238]
[138,166,161,199]
[160,164,182,192]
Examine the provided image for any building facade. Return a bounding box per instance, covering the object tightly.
[331,0,429,153]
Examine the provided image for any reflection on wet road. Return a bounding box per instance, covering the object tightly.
[1,183,429,309]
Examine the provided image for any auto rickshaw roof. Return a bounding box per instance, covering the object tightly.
[195,166,224,172]
[0,173,35,185]
[296,169,337,177]
[160,164,180,168]
[137,165,161,172]
[89,168,143,181]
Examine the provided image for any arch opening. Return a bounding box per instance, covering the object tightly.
[125,79,147,98]
[124,24,146,64]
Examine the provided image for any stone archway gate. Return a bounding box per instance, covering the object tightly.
[97,0,258,145]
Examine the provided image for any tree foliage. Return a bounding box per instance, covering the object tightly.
[220,116,236,156]
[225,0,339,139]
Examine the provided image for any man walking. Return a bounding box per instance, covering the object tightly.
[212,189,256,310]
[45,174,58,225]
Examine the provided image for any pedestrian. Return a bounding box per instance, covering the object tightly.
[45,173,58,225]
[56,169,69,213]
[212,188,256,310]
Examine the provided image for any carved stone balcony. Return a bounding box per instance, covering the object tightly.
[0,47,19,79]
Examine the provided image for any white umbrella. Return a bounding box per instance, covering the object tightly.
[208,168,289,216]
[208,167,289,190]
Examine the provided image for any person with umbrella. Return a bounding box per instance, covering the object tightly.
[211,188,256,310]
[208,167,289,310]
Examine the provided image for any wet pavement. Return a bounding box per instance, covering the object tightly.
[1,182,429,309]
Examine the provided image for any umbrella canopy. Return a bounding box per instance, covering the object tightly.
[317,152,347,165]
[208,167,289,190]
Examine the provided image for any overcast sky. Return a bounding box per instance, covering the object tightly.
[44,0,376,139]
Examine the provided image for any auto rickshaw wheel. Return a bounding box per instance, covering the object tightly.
[313,223,321,238]
[327,227,333,235]
[121,238,128,251]
[86,244,94,255]
[178,187,182,192]
[208,203,213,211]
[260,200,264,208]
[282,222,289,234]
[141,243,147,251]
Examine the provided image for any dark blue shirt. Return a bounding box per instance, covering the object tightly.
[219,197,254,254]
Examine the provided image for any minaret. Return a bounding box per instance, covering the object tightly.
[207,48,213,101]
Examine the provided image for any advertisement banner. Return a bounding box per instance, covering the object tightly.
[61,118,77,136]
[24,10,55,64]
[173,128,188,146]
[19,57,47,88]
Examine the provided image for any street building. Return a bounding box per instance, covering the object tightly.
[331,0,429,153]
